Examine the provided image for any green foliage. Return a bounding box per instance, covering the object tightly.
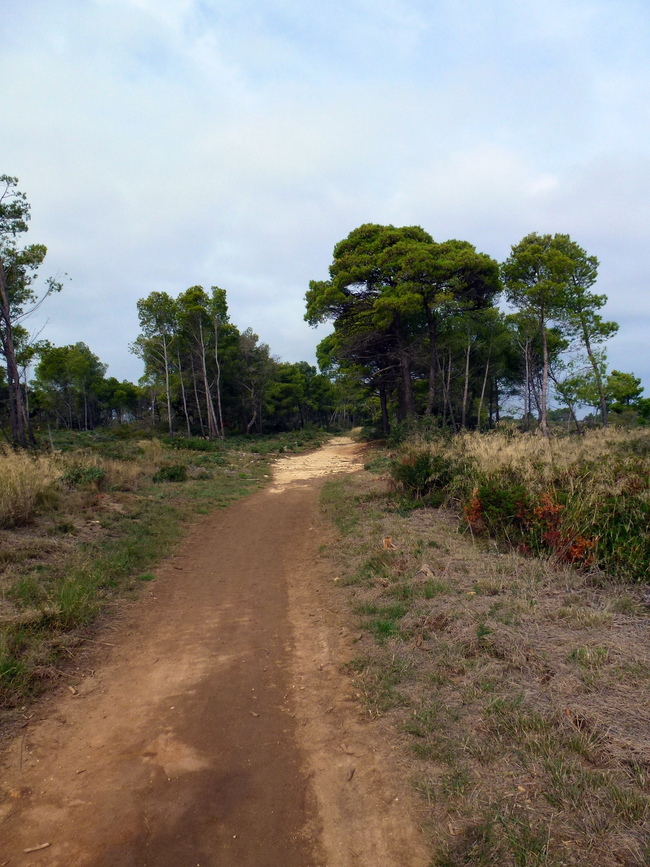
[164,436,222,451]
[152,464,188,483]
[61,464,106,488]
[306,223,500,432]
[390,448,469,505]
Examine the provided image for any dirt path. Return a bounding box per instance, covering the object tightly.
[0,438,428,866]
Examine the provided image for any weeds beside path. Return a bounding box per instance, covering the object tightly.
[321,455,650,866]
[0,429,328,718]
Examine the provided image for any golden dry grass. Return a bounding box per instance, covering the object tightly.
[456,427,649,486]
[54,450,153,491]
[0,450,60,529]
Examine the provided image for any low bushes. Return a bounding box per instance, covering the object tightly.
[389,429,650,582]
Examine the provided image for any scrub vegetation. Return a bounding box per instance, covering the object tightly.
[321,431,650,866]
[0,427,327,713]
[390,426,650,583]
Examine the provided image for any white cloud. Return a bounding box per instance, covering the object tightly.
[2,0,650,392]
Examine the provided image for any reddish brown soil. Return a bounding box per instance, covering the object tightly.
[0,439,428,866]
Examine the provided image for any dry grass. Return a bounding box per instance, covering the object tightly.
[391,428,650,582]
[54,450,155,491]
[324,465,650,866]
[0,438,166,533]
[456,427,647,485]
[0,450,60,529]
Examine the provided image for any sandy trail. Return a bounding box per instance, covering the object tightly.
[0,438,428,866]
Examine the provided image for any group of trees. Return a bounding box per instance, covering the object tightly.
[0,175,63,445]
[306,223,642,435]
[0,174,646,445]
[131,286,336,437]
[0,176,338,444]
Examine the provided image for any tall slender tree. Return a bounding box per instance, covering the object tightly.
[0,176,62,445]
[135,291,177,436]
[502,233,590,436]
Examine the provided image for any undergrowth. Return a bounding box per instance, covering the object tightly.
[389,428,650,582]
[321,452,650,867]
[0,428,326,712]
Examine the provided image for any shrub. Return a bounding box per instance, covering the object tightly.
[391,448,469,503]
[391,429,650,581]
[164,436,222,452]
[61,465,107,488]
[153,464,188,483]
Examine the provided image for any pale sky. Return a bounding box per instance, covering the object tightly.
[3,0,650,389]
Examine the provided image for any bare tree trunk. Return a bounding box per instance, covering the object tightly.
[437,349,457,431]
[150,385,156,427]
[379,380,390,436]
[524,339,531,432]
[539,312,550,437]
[190,355,205,436]
[424,307,437,416]
[0,259,27,446]
[582,328,608,427]
[198,323,219,439]
[162,335,173,437]
[213,322,225,439]
[461,331,471,429]
[446,350,457,431]
[176,345,191,436]
[398,343,415,418]
[477,351,491,431]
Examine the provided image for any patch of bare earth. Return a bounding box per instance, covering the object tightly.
[324,469,650,866]
[0,439,429,866]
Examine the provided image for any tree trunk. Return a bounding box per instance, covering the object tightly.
[476,350,491,431]
[582,327,608,427]
[461,331,471,429]
[524,339,531,432]
[437,349,457,431]
[213,321,225,439]
[190,355,205,436]
[539,311,550,437]
[176,345,192,436]
[0,259,28,447]
[162,335,173,437]
[379,380,390,436]
[198,322,219,439]
[446,349,457,431]
[395,314,415,418]
[424,306,437,416]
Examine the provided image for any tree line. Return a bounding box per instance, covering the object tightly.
[0,176,337,444]
[1,176,647,445]
[306,223,647,435]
